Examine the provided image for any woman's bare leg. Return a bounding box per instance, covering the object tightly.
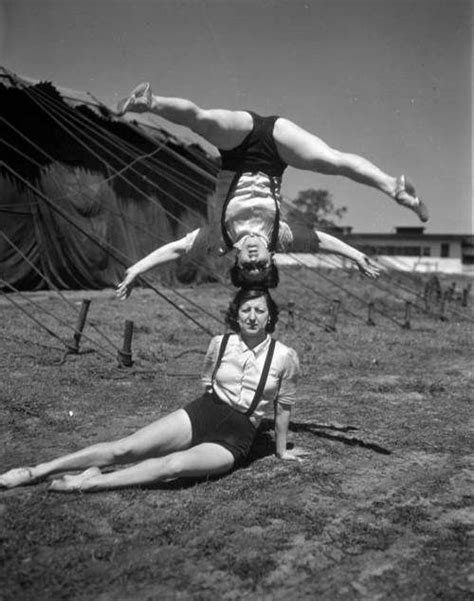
[0,409,193,488]
[274,118,428,222]
[117,82,252,149]
[275,118,395,192]
[48,443,235,492]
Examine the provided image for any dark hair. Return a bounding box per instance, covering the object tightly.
[229,258,280,289]
[225,288,279,333]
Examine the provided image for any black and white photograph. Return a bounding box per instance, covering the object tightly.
[0,1,472,599]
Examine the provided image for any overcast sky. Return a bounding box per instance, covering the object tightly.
[0,0,472,233]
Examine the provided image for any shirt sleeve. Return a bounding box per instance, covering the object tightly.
[185,224,226,259]
[276,220,295,252]
[200,335,222,389]
[276,347,300,407]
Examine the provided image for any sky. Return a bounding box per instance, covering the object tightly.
[0,0,472,234]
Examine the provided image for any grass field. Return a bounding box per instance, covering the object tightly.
[0,268,472,601]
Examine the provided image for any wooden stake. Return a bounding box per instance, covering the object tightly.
[68,299,91,353]
[439,291,449,322]
[367,301,376,326]
[286,300,295,330]
[118,320,134,367]
[325,299,341,332]
[402,301,412,329]
[462,286,470,307]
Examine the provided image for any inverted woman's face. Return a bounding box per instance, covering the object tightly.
[236,234,271,268]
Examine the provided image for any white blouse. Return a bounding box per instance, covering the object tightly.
[181,170,294,258]
[201,333,299,426]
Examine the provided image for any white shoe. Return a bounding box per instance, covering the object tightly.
[116,82,153,115]
[394,175,429,223]
[0,467,34,488]
[48,467,101,493]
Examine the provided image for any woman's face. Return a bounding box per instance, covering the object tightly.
[237,295,269,339]
[236,234,271,271]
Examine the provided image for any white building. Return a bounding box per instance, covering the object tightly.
[278,227,474,275]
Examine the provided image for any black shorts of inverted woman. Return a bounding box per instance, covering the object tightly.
[183,392,257,464]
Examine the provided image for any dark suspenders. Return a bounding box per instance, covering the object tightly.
[211,334,277,418]
[220,172,281,252]
[210,333,231,384]
[244,338,276,417]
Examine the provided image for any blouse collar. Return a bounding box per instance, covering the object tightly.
[237,333,271,356]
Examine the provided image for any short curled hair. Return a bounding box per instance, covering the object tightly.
[225,288,279,333]
[229,259,280,289]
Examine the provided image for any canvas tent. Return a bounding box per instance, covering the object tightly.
[0,67,218,291]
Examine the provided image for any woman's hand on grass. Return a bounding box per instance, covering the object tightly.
[277,447,311,463]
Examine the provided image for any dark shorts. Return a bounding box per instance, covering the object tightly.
[183,392,257,464]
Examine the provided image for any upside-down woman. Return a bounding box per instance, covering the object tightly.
[115,82,425,293]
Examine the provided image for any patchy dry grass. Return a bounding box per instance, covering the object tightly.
[0,270,473,600]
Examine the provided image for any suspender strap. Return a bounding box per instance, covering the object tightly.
[220,172,242,250]
[268,176,280,252]
[245,338,277,417]
[220,173,281,252]
[211,335,277,418]
[210,333,230,386]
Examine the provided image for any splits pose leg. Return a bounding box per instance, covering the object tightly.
[117,83,428,222]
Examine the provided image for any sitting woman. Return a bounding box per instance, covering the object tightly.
[0,289,305,493]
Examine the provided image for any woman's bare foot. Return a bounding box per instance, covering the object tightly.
[0,467,35,489]
[48,467,102,493]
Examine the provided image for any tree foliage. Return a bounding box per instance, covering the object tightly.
[286,188,347,230]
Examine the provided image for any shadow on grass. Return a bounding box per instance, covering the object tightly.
[289,420,392,456]
[244,418,391,465]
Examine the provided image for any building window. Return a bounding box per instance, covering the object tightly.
[441,243,450,258]
[367,245,423,256]
[423,247,431,256]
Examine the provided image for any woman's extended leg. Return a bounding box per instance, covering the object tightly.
[0,409,193,488]
[48,443,235,492]
[274,118,428,222]
[117,82,252,149]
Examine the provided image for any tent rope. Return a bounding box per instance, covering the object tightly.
[0,277,118,359]
[1,161,216,336]
[0,110,226,326]
[0,229,123,353]
[0,134,231,291]
[19,88,229,321]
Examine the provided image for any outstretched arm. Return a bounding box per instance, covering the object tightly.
[315,230,380,279]
[116,234,194,300]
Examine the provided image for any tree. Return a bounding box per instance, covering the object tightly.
[285,188,347,231]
